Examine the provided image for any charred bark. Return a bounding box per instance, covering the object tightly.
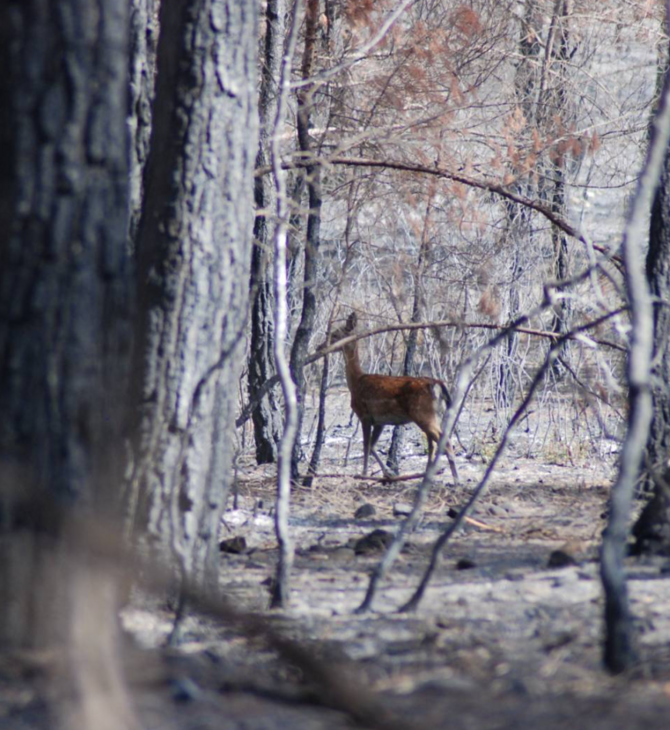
[290,0,323,480]
[0,5,141,724]
[128,0,160,240]
[128,0,257,589]
[632,141,670,555]
[248,0,285,464]
[0,0,132,648]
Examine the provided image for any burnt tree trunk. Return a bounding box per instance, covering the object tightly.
[543,2,574,373]
[632,139,670,555]
[290,0,322,480]
[127,0,257,589]
[0,4,141,725]
[387,198,433,474]
[601,31,670,673]
[248,0,285,464]
[0,0,132,649]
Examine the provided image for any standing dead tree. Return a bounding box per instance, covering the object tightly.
[270,0,304,608]
[601,11,670,672]
[248,0,285,464]
[289,0,324,481]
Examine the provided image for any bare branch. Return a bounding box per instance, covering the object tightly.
[290,0,417,89]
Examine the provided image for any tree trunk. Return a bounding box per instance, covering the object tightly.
[127,0,257,589]
[632,141,670,555]
[495,2,543,413]
[387,197,433,474]
[0,0,132,647]
[290,0,323,480]
[0,3,140,726]
[248,0,285,464]
[543,2,574,373]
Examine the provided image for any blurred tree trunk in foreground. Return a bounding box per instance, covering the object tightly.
[0,0,132,651]
[0,2,138,727]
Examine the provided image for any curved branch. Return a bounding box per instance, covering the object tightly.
[322,156,622,265]
[257,155,623,266]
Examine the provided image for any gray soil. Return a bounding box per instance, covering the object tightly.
[119,404,670,730]
[5,396,670,730]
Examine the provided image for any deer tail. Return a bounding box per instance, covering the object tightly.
[437,381,452,409]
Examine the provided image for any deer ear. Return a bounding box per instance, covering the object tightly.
[346,312,358,331]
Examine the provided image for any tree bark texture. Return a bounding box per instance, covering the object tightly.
[129,0,257,587]
[128,0,161,239]
[290,0,323,480]
[0,7,133,711]
[632,143,670,554]
[248,0,285,464]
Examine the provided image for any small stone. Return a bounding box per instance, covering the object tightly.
[456,558,477,570]
[548,548,577,568]
[487,504,508,517]
[219,536,247,554]
[393,501,413,517]
[354,529,393,555]
[354,503,376,519]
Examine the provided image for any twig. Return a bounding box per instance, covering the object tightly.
[306,470,450,483]
[290,0,417,90]
[261,155,623,267]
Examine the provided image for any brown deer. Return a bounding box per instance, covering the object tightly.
[327,313,459,482]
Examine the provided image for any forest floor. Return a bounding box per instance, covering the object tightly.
[5,394,670,729]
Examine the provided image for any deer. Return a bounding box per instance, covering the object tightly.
[326,312,460,483]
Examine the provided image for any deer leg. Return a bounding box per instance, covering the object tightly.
[427,433,459,484]
[368,425,388,475]
[445,441,460,484]
[361,421,372,475]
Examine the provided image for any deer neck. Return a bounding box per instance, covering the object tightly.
[342,342,365,390]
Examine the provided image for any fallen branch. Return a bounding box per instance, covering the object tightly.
[305,469,451,483]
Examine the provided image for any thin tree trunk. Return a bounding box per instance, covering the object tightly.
[632,64,670,555]
[601,41,670,672]
[387,197,433,474]
[544,1,574,373]
[290,0,323,481]
[248,0,285,464]
[270,0,304,608]
[303,356,329,487]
